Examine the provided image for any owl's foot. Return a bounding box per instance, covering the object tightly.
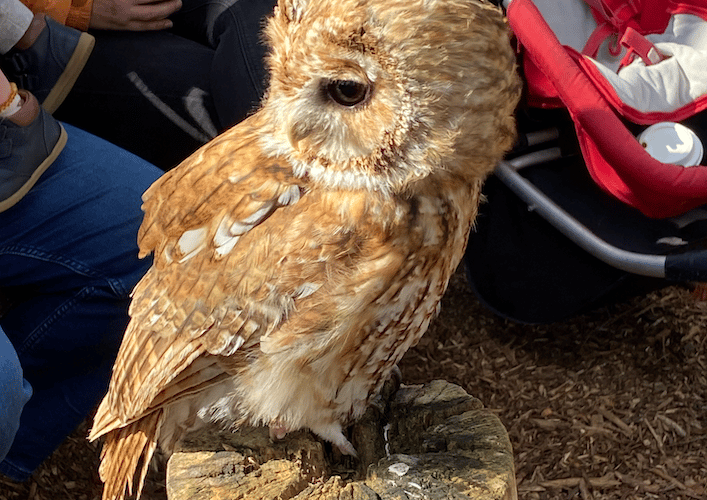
[389,365,403,385]
[370,365,402,414]
[333,435,358,457]
[268,419,289,441]
[312,423,359,458]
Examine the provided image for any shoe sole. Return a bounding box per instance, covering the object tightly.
[42,32,96,114]
[0,123,67,213]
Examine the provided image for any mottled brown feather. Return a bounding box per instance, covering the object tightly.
[97,411,162,500]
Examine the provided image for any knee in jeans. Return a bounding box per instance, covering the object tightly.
[0,331,33,461]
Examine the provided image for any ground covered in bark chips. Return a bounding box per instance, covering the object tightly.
[1,269,705,500]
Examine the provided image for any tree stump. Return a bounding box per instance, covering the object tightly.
[166,380,517,500]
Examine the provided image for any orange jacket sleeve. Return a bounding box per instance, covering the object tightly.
[20,0,93,31]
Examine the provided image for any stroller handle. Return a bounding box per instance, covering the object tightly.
[666,250,707,282]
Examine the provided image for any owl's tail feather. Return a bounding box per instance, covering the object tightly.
[98,410,163,500]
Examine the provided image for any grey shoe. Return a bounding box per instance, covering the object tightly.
[1,15,94,114]
[0,90,66,212]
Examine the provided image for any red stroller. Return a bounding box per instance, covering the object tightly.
[465,0,707,322]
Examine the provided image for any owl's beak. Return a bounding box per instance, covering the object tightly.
[287,127,301,152]
[287,121,310,152]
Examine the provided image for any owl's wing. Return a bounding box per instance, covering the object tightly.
[138,115,303,268]
[92,117,308,434]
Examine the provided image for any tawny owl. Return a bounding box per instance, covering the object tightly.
[89,0,520,498]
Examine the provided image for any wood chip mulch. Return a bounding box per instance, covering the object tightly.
[1,269,705,500]
[401,271,707,500]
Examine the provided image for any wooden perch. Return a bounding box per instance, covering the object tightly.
[166,379,517,500]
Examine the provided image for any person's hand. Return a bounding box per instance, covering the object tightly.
[89,0,182,30]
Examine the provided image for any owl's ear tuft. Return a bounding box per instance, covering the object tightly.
[278,0,308,23]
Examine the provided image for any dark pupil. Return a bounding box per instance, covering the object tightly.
[328,80,367,106]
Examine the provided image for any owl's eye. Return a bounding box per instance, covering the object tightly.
[326,80,369,107]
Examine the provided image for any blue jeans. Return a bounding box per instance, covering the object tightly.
[0,123,161,481]
[0,326,32,463]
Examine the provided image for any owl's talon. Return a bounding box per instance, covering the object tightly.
[335,437,359,458]
[390,365,402,387]
[371,365,403,414]
[369,395,386,414]
[269,421,288,441]
[311,424,359,458]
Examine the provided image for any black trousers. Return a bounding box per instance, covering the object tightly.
[55,0,277,170]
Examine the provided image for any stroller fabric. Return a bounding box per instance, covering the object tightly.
[508,0,707,217]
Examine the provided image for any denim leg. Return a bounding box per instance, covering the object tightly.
[0,326,32,462]
[0,123,161,481]
[170,0,276,129]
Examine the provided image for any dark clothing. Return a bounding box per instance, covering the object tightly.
[55,0,277,170]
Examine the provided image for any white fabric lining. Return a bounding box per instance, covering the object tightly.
[589,14,707,114]
[530,0,707,114]
[530,0,598,52]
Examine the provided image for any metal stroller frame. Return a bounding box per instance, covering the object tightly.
[495,128,707,283]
